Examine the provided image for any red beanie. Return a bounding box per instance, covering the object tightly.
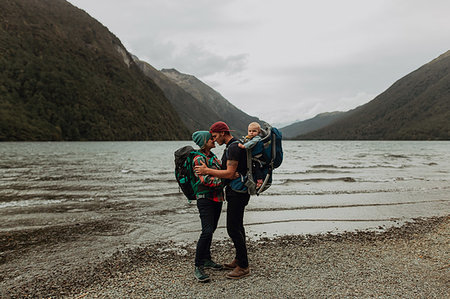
[209,121,232,133]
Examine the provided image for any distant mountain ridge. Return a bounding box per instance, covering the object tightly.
[160,68,261,136]
[280,111,347,139]
[133,58,224,134]
[0,0,189,141]
[291,51,450,140]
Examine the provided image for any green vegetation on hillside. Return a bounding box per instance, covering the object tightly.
[0,0,189,141]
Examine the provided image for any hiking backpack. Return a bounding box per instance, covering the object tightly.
[227,123,283,195]
[174,146,220,202]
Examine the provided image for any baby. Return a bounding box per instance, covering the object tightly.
[238,122,262,150]
[238,122,264,188]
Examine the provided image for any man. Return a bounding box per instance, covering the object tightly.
[194,121,251,279]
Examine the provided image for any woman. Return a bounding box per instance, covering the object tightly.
[191,131,224,282]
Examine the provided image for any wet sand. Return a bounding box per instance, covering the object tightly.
[1,212,448,298]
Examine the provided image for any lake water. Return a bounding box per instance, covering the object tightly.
[0,141,449,244]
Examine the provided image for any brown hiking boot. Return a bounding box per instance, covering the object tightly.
[225,265,250,279]
[223,259,238,270]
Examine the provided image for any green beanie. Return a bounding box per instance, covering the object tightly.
[192,131,211,149]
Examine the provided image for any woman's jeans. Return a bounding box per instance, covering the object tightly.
[195,198,223,267]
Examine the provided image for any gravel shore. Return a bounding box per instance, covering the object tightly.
[73,216,449,299]
[1,216,449,298]
[2,216,448,298]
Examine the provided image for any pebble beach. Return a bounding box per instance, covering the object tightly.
[1,216,448,298]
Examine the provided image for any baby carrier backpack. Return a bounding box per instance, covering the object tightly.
[174,146,219,202]
[228,123,283,195]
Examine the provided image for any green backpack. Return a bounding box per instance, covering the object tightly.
[174,146,219,202]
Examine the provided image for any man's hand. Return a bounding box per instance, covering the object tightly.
[194,159,238,180]
[194,160,208,175]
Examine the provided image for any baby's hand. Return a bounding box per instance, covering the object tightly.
[256,179,263,188]
[238,143,245,149]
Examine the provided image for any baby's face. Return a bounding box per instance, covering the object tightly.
[248,125,260,137]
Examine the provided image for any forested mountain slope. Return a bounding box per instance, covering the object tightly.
[0,0,189,141]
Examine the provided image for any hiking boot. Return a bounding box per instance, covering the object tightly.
[203,259,224,270]
[223,259,238,270]
[194,266,210,282]
[225,265,250,279]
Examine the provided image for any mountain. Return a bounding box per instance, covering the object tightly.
[280,111,347,139]
[297,51,450,140]
[0,0,189,141]
[160,68,261,137]
[133,59,223,134]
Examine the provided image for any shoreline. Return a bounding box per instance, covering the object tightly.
[1,216,448,298]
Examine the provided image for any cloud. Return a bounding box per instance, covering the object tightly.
[68,0,450,126]
[136,39,248,77]
[169,44,248,77]
[71,0,250,77]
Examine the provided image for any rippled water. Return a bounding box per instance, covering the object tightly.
[1,141,449,241]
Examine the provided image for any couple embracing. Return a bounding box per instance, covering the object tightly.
[191,121,256,282]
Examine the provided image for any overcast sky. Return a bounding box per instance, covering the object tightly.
[68,0,449,127]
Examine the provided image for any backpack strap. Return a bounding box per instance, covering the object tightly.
[224,140,251,193]
[224,140,241,161]
[244,148,256,195]
[256,127,276,195]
